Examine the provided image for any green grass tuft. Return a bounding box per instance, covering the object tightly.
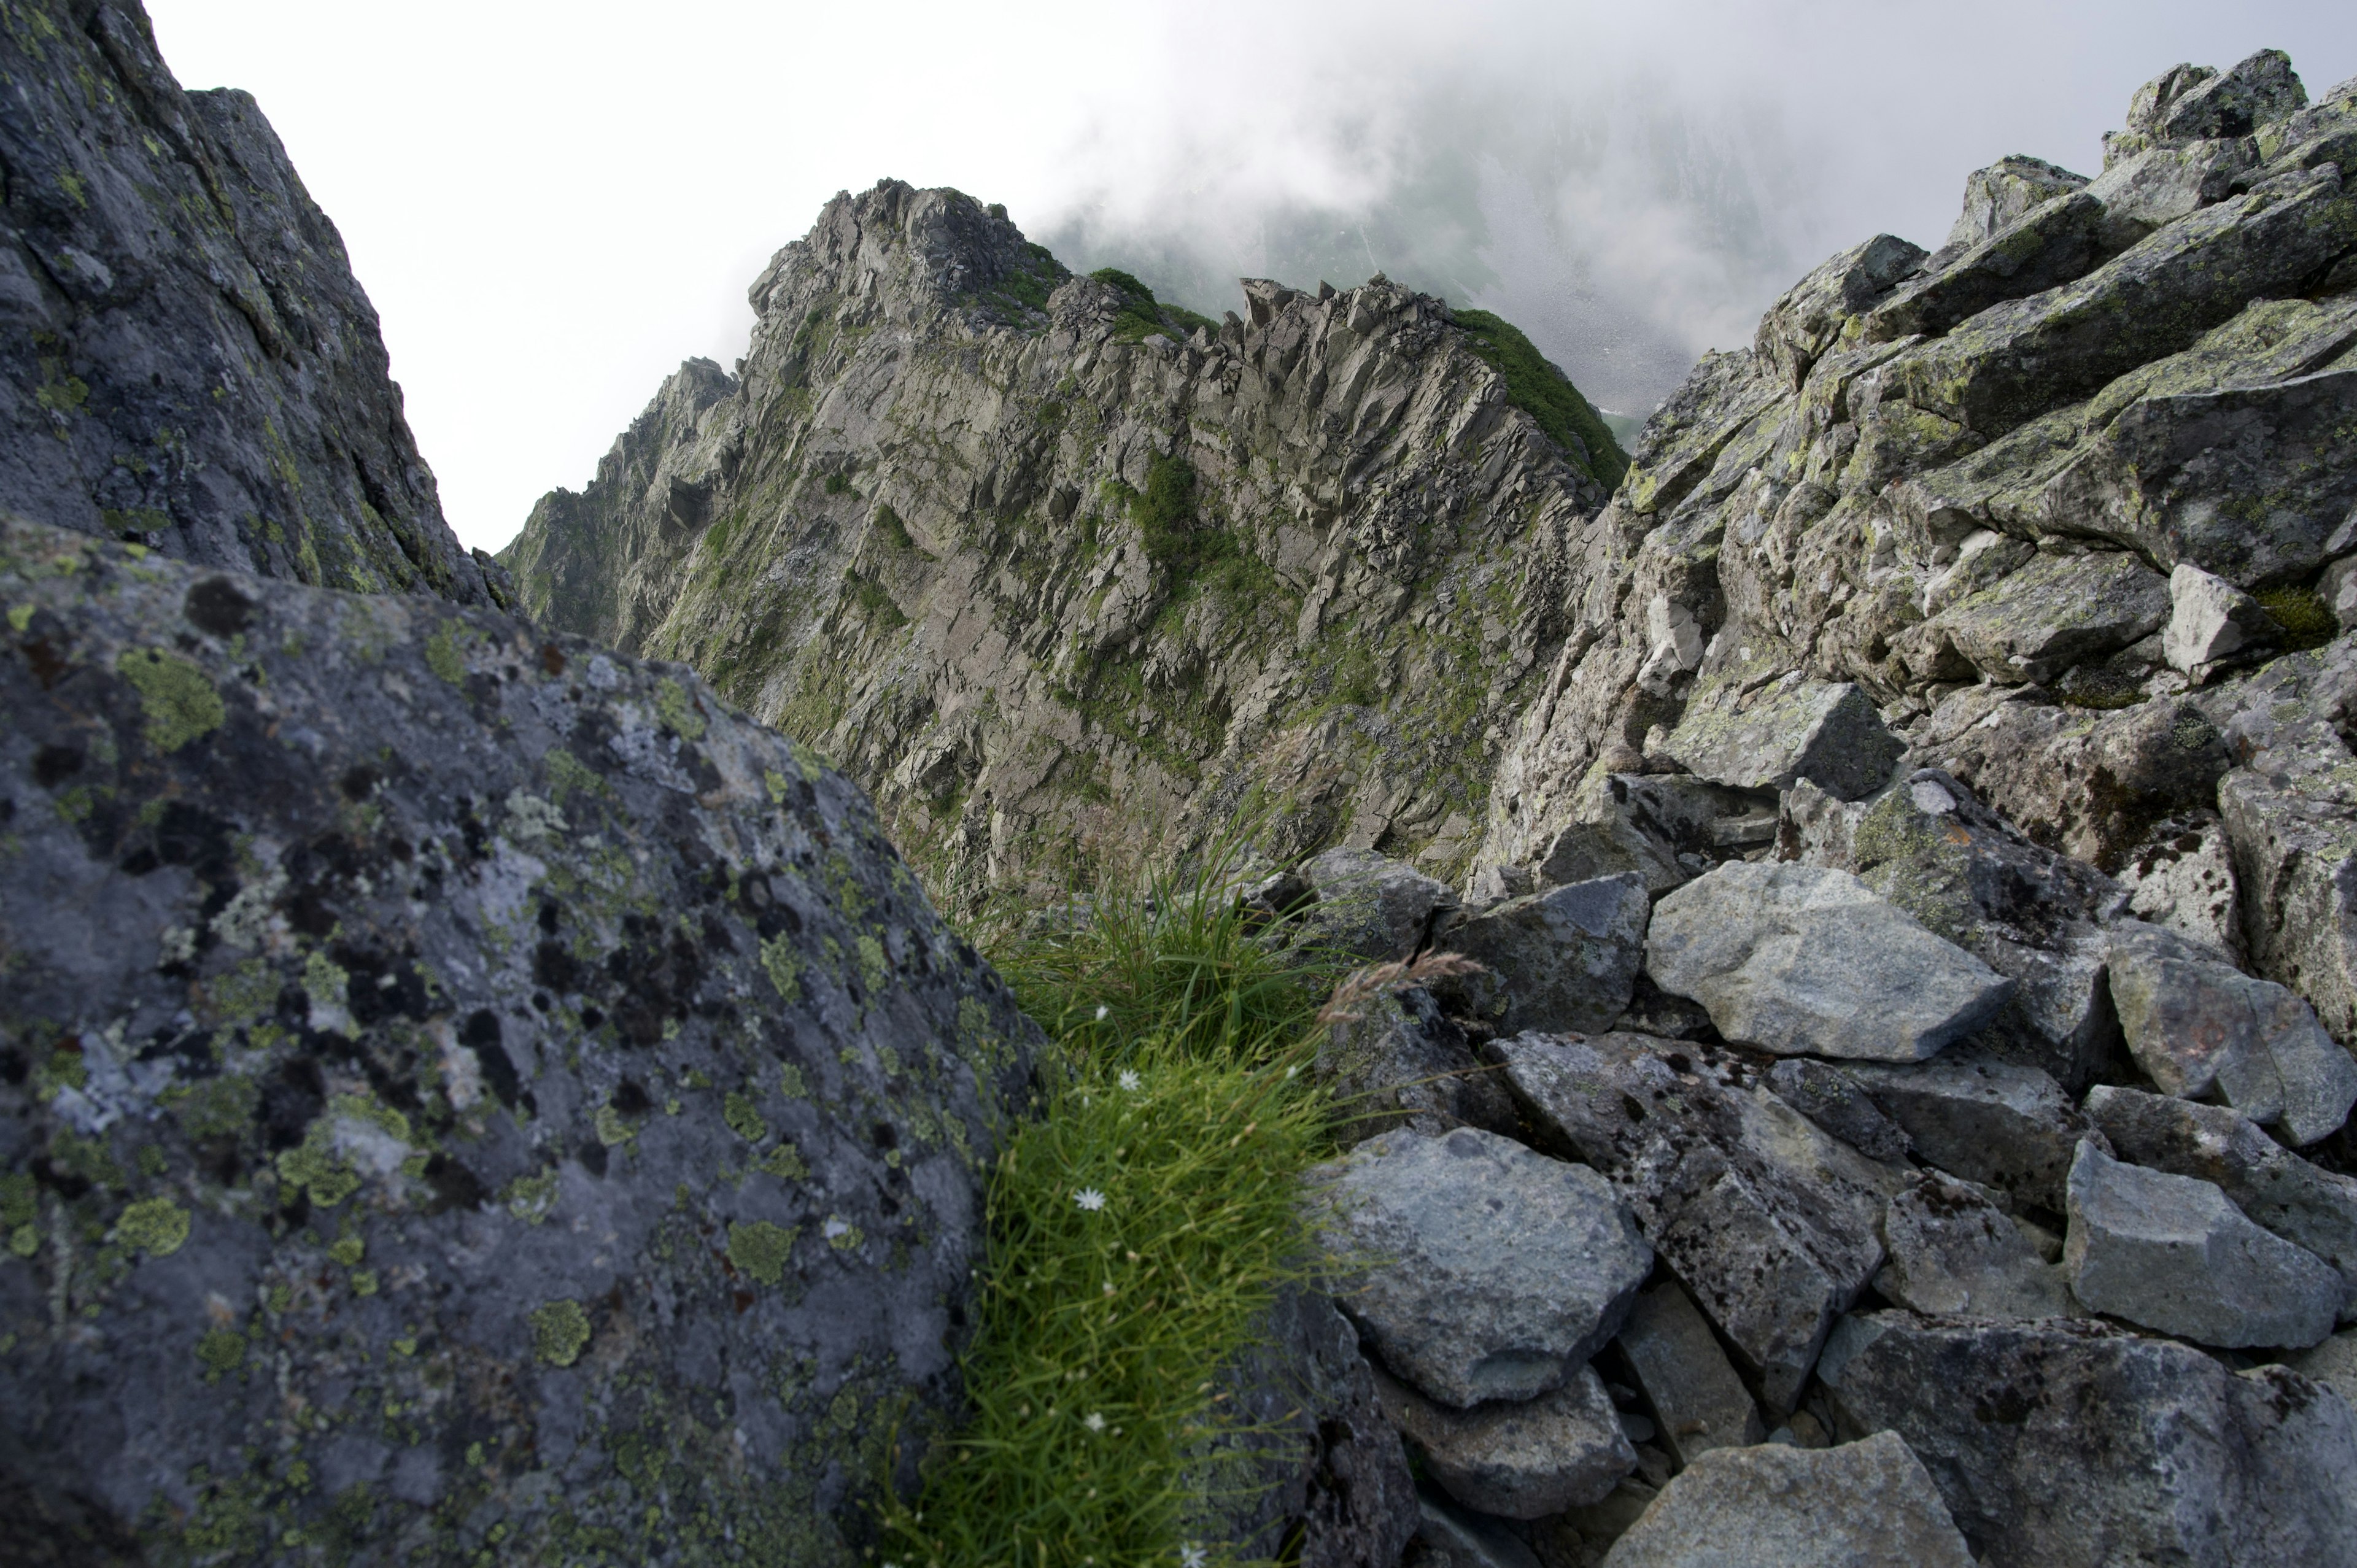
[1093,268,1220,344]
[1452,308,1630,491]
[2257,585,2338,652]
[878,838,1349,1567]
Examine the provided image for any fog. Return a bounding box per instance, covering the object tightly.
[145,1,2356,550]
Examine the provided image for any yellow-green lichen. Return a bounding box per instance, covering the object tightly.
[723,1091,770,1143]
[594,1105,636,1148]
[275,1138,360,1209]
[115,1197,189,1257]
[503,1170,560,1224]
[778,1063,808,1099]
[424,622,467,685]
[195,1325,247,1381]
[760,935,802,1002]
[757,1141,808,1181]
[117,648,225,751]
[727,1219,797,1286]
[530,1298,592,1366]
[655,678,707,740]
[328,1235,364,1267]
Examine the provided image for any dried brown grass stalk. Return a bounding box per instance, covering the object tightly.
[1315,951,1488,1029]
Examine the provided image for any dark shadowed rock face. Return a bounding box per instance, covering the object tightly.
[0,1,497,606]
[0,514,1035,1563]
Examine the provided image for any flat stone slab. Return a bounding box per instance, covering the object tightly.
[1615,1280,1765,1467]
[1875,1172,2077,1320]
[1495,1033,1905,1413]
[1600,1431,1976,1568]
[2087,1085,2357,1322]
[2064,1141,2339,1349]
[1306,1128,1651,1407]
[1662,676,1903,801]
[1838,1055,2086,1210]
[1442,872,1650,1034]
[1646,862,2016,1061]
[1371,1362,1635,1519]
[1821,1311,2357,1567]
[2107,919,2357,1145]
[1301,847,1458,963]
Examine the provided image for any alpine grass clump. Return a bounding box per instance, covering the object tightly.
[876,839,1350,1567]
[1452,307,1630,491]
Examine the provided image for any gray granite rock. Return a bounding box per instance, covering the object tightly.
[1874,1172,2076,1320]
[2164,560,2275,678]
[2063,1141,2339,1348]
[1372,1362,1635,1520]
[1763,1059,1912,1162]
[1494,1033,1904,1413]
[1614,1281,1764,1467]
[1406,1489,1546,1568]
[0,0,496,606]
[1201,1289,1421,1568]
[1932,549,2170,686]
[2282,1328,2357,1407]
[1820,1311,2357,1567]
[1302,848,1460,963]
[1838,1056,2088,1210]
[1307,1128,1651,1408]
[2107,918,2357,1145]
[1646,862,2014,1062]
[1530,774,1775,897]
[1660,678,1902,801]
[1600,1431,1976,1568]
[1443,873,1650,1035]
[0,517,1037,1562]
[2115,813,2244,958]
[2085,1084,2357,1321]
[1318,985,1514,1149]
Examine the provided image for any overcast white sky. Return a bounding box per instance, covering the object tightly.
[145,1,2356,553]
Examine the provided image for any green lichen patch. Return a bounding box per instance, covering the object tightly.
[760,934,802,1002]
[424,620,468,685]
[723,1091,770,1143]
[503,1170,560,1224]
[116,647,224,751]
[757,1142,808,1181]
[114,1196,190,1257]
[727,1219,797,1286]
[275,1137,361,1210]
[655,678,707,740]
[530,1298,592,1367]
[195,1324,247,1381]
[2258,585,2338,652]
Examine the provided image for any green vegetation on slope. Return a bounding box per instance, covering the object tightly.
[1452,308,1630,490]
[878,843,1351,1567]
[1093,268,1221,344]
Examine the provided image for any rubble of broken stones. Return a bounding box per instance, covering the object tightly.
[1274,668,2357,1565]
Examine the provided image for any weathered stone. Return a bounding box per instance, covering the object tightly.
[2107,918,2357,1145]
[1784,770,2127,1090]
[0,0,498,607]
[1838,1056,2089,1210]
[1599,1431,1976,1568]
[1820,1311,2357,1568]
[2115,813,2243,957]
[2085,137,2260,249]
[2150,48,2309,143]
[1406,1489,1547,1568]
[1660,678,1901,801]
[1201,1289,1422,1568]
[1318,986,1514,1148]
[2084,1085,2357,1320]
[1867,191,2107,345]
[1646,862,2015,1062]
[1533,774,1775,897]
[1936,155,2094,258]
[1372,1363,1636,1520]
[1874,1172,2077,1320]
[1754,234,1928,388]
[2282,1328,2357,1406]
[1932,549,2170,686]
[2063,1141,2339,1348]
[1306,1128,1651,1408]
[1763,1058,1911,1162]
[0,517,1036,1562]
[1495,1033,1903,1413]
[1442,873,1649,1035]
[1614,1281,1764,1467]
[2166,564,2276,679]
[1301,848,1460,963]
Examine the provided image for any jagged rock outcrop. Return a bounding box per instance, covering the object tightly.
[501,180,1624,906]
[0,516,1034,1562]
[0,1,500,606]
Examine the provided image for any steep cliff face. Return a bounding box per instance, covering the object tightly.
[503,181,1623,906]
[0,0,499,605]
[1484,49,2357,877]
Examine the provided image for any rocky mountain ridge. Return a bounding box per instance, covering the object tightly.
[501,182,1625,906]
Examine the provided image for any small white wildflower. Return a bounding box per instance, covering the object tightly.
[1095,1004,1110,1021]
[1283,1064,1298,1079]
[1118,1069,1142,1092]
[1083,1411,1107,1433]
[1074,1188,1107,1211]
[1102,1280,1117,1297]
[1180,1545,1208,1568]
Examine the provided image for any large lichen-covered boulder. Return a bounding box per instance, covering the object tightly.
[0,515,1035,1562]
[0,0,499,606]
